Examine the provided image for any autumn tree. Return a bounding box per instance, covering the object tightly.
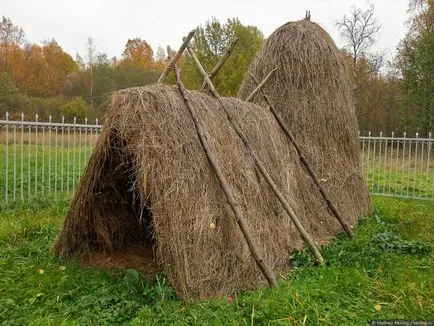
[121,38,154,69]
[395,0,433,135]
[0,16,25,72]
[11,41,77,97]
[43,39,78,95]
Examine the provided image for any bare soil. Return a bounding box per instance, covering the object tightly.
[79,244,160,274]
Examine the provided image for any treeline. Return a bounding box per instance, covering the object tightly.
[0,17,263,123]
[337,0,433,136]
[1,1,432,135]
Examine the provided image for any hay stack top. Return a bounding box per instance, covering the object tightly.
[238,19,372,224]
[53,83,346,299]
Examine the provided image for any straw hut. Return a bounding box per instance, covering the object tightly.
[238,19,372,225]
[53,83,354,299]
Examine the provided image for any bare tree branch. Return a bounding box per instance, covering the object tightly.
[336,4,381,67]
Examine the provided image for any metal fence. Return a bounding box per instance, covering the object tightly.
[1,113,433,203]
[360,131,433,200]
[0,113,102,203]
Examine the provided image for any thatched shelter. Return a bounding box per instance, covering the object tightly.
[238,19,372,225]
[53,83,354,299]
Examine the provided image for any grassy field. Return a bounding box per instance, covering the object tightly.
[0,196,432,325]
[0,144,91,202]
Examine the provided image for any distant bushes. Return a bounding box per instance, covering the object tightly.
[0,93,96,123]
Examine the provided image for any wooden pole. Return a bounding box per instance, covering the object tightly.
[173,66,278,287]
[200,38,239,91]
[245,68,277,102]
[157,29,196,84]
[248,72,354,238]
[185,45,325,265]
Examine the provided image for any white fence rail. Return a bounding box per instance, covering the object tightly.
[360,131,433,200]
[1,113,433,203]
[0,113,102,203]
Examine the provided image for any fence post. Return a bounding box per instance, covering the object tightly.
[84,117,88,163]
[48,115,52,194]
[73,116,76,192]
[429,132,432,199]
[367,131,371,189]
[20,113,24,201]
[5,112,9,203]
[378,131,383,193]
[34,114,38,197]
[13,112,17,201]
[414,133,419,198]
[389,131,394,195]
[41,116,45,195]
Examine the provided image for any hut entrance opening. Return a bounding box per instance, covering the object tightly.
[80,133,160,274]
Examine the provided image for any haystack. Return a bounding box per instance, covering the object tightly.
[53,83,353,299]
[238,19,372,225]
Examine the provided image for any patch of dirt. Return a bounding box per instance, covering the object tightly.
[79,244,160,274]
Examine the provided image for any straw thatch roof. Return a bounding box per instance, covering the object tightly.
[238,19,372,225]
[53,19,371,300]
[53,83,353,299]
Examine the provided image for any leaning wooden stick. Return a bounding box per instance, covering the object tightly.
[200,38,239,91]
[173,65,278,287]
[248,72,354,238]
[245,68,278,102]
[157,29,196,84]
[185,44,325,265]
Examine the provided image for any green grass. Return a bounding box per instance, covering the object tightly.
[0,196,432,325]
[366,170,433,198]
[0,144,91,202]
[360,146,434,198]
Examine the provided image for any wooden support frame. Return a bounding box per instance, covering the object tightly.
[173,65,278,287]
[200,38,239,91]
[247,72,354,238]
[185,44,325,265]
[157,29,196,84]
[245,68,278,102]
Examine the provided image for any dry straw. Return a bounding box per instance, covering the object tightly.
[53,19,371,300]
[238,19,372,225]
[53,83,352,299]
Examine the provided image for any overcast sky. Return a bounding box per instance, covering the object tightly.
[2,0,410,62]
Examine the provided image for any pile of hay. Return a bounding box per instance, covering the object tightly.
[238,19,372,225]
[53,83,351,299]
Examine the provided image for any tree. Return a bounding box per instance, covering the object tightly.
[0,16,25,72]
[337,4,389,132]
[121,38,154,70]
[395,0,433,135]
[42,39,78,95]
[336,4,382,70]
[86,37,96,106]
[219,18,264,96]
[154,46,167,71]
[114,60,160,89]
[0,72,18,96]
[60,97,91,121]
[182,18,264,96]
[9,40,77,97]
[92,53,116,111]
